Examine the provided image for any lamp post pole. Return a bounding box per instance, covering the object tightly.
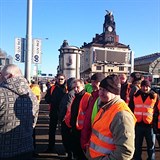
[25,0,32,82]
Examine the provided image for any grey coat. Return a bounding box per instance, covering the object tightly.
[0,76,39,158]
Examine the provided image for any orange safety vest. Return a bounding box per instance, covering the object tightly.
[64,92,91,130]
[158,100,160,129]
[134,93,157,124]
[48,85,56,111]
[89,102,136,158]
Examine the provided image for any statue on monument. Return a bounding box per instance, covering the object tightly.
[105,10,114,24]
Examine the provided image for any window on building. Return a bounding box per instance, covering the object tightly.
[108,69,110,72]
[0,59,5,65]
[96,66,101,70]
[41,73,47,76]
[48,74,53,77]
[158,69,160,73]
[111,69,113,72]
[119,67,124,71]
[6,59,9,65]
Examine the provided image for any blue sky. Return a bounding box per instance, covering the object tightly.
[0,0,160,75]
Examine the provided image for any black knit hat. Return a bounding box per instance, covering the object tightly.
[91,73,105,82]
[141,80,151,87]
[100,74,121,95]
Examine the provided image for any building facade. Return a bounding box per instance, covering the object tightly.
[80,11,133,79]
[134,52,160,84]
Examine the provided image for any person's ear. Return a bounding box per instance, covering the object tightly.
[4,74,12,79]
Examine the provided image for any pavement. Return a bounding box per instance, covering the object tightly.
[34,96,160,160]
[34,99,67,160]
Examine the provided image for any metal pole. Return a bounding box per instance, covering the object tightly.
[25,0,32,82]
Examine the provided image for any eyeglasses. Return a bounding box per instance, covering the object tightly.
[58,78,64,81]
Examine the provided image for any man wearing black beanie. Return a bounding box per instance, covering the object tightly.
[86,74,136,160]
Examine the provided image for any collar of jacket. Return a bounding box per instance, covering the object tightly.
[134,89,156,99]
[101,96,123,111]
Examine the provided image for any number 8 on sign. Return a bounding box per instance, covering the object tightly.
[34,55,39,63]
[15,54,20,62]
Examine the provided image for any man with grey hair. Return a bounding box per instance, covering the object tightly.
[64,79,91,160]
[0,64,39,160]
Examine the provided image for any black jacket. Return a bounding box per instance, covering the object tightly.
[45,83,67,112]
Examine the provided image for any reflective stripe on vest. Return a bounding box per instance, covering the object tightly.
[89,101,136,158]
[65,92,91,129]
[134,94,157,124]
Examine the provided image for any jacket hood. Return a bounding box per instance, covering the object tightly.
[1,76,30,96]
[67,77,76,91]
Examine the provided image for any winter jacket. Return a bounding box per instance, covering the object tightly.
[86,96,136,160]
[0,76,39,158]
[65,91,91,129]
[59,78,76,122]
[120,81,131,104]
[59,90,75,122]
[45,83,67,113]
[80,90,99,150]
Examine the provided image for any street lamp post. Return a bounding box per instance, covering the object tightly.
[25,0,32,82]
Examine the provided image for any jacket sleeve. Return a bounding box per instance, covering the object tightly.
[81,103,93,150]
[102,111,135,160]
[128,95,135,113]
[59,91,75,121]
[44,87,52,104]
[59,94,67,121]
[31,91,40,128]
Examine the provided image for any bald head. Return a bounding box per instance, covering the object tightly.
[0,64,23,82]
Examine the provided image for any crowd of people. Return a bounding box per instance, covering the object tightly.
[0,64,160,160]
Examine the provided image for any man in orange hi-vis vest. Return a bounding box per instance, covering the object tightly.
[64,79,91,160]
[130,80,159,160]
[86,74,136,160]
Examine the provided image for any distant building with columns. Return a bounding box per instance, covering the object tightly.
[57,40,83,79]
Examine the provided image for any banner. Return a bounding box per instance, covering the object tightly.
[32,39,42,64]
[14,38,25,62]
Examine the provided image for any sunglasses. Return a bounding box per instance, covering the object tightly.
[58,78,64,81]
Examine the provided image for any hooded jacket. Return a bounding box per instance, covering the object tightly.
[59,78,76,122]
[0,76,39,158]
